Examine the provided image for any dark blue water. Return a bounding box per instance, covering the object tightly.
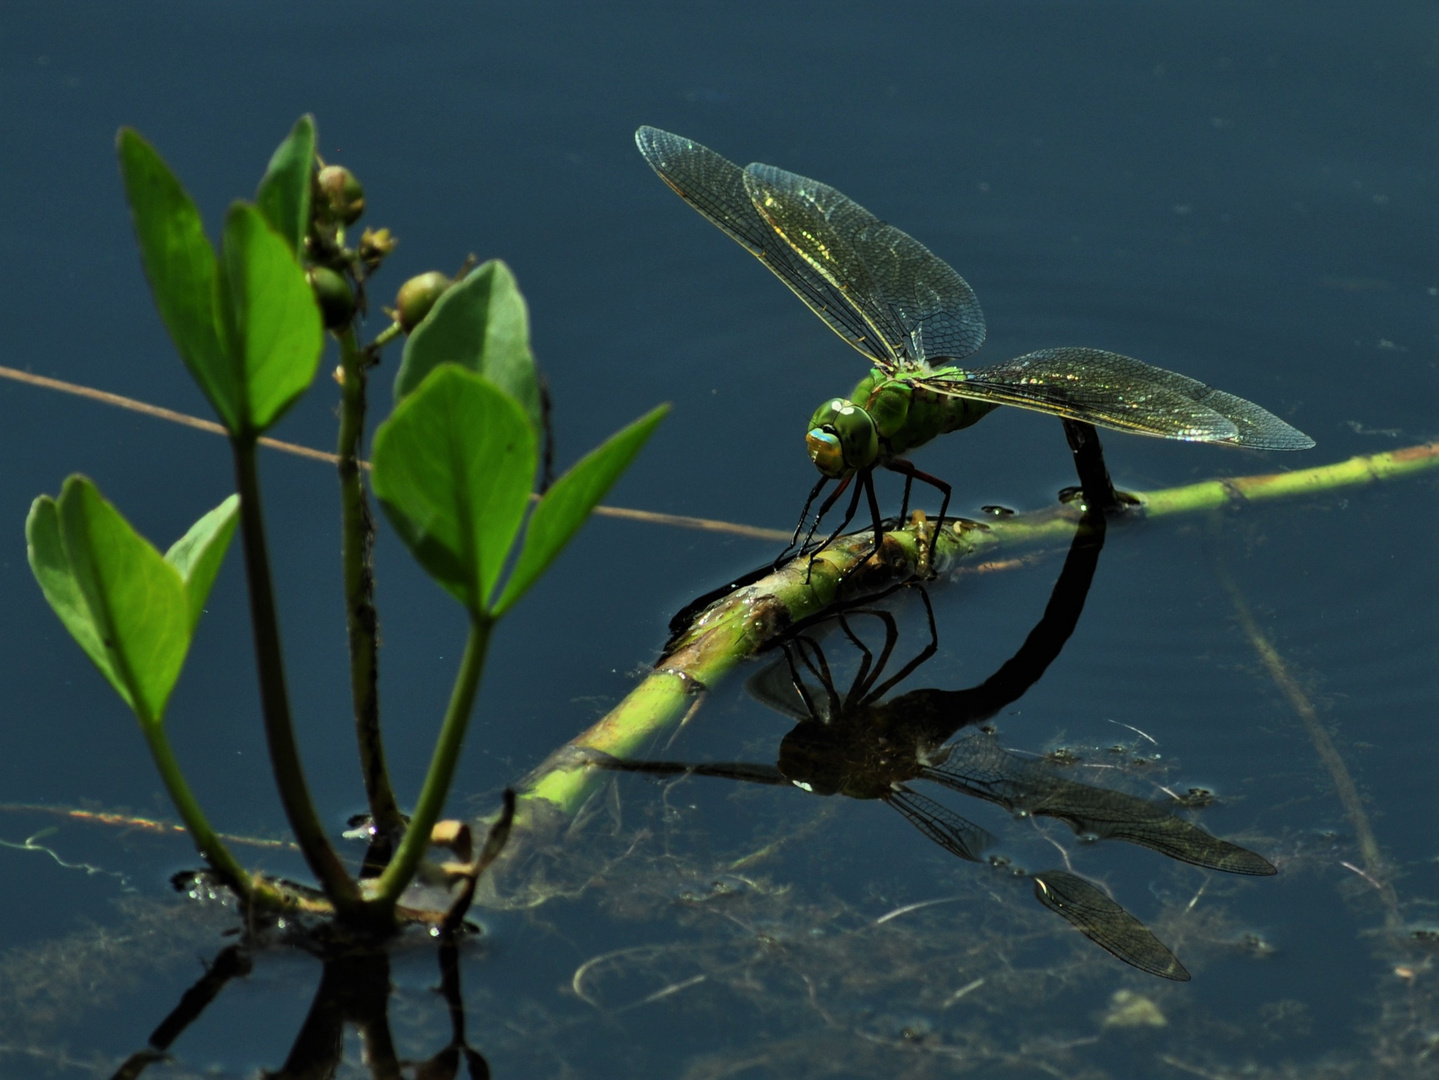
[0,2,1434,1076]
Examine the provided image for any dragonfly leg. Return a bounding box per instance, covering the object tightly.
[865,586,939,702]
[776,476,833,567]
[1061,420,1137,514]
[803,476,855,546]
[863,470,885,553]
[803,475,867,581]
[883,458,951,569]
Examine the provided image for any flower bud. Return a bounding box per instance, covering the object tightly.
[395,271,451,331]
[307,266,355,329]
[315,164,365,226]
[358,226,398,265]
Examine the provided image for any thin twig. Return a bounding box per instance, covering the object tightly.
[0,363,789,540]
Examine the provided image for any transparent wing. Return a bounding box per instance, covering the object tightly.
[924,735,1277,875]
[1031,871,1191,981]
[742,163,987,368]
[635,127,889,365]
[921,348,1315,449]
[885,786,994,863]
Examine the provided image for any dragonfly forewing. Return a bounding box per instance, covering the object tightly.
[922,347,1314,449]
[743,162,988,368]
[634,127,884,363]
[1032,870,1191,981]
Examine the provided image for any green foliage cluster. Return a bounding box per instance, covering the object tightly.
[24,115,666,934]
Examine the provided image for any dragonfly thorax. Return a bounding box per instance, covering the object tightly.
[805,397,878,478]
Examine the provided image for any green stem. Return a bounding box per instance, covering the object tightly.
[336,328,404,840]
[140,721,255,901]
[371,613,493,911]
[371,323,403,349]
[517,441,1439,820]
[231,434,364,916]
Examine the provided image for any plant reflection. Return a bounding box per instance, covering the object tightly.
[592,512,1275,980]
[103,789,518,1080]
[108,933,490,1080]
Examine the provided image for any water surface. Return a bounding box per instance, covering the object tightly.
[0,2,1433,1076]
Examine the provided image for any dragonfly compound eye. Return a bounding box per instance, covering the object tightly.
[806,398,878,477]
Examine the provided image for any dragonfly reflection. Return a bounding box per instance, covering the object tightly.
[592,514,1275,979]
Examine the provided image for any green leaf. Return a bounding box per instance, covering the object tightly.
[29,477,191,726]
[254,115,316,255]
[216,202,325,433]
[116,128,236,430]
[494,405,668,616]
[393,261,542,432]
[164,494,240,634]
[371,366,536,614]
[27,496,108,680]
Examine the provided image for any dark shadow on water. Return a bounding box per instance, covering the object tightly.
[109,927,490,1080]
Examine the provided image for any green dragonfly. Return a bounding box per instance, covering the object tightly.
[636,126,1315,556]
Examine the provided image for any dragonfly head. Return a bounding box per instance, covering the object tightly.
[806,398,878,479]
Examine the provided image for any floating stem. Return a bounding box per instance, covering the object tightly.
[517,442,1439,821]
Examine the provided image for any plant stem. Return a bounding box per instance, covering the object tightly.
[336,328,404,844]
[140,721,255,901]
[371,323,403,349]
[231,435,364,916]
[371,613,492,912]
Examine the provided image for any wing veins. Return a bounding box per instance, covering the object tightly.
[920,347,1312,447]
[885,786,994,862]
[636,127,888,364]
[1032,871,1190,980]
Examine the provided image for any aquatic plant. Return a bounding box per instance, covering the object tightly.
[25,115,667,936]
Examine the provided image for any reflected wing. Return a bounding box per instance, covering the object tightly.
[636,127,888,365]
[1031,871,1190,981]
[885,787,994,862]
[922,348,1314,450]
[924,736,1277,875]
[742,163,987,368]
[1029,786,1278,876]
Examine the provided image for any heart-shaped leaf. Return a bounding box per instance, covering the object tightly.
[28,478,195,727]
[120,129,325,437]
[371,366,536,615]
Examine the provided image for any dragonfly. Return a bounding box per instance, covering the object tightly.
[636,126,1315,558]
